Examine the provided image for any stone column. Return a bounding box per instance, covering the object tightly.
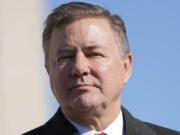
[0,0,46,134]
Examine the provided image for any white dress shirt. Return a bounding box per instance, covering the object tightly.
[64,110,124,135]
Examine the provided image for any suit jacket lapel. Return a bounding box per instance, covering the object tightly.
[44,107,80,135]
[122,106,158,135]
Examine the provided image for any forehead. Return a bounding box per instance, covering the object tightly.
[49,18,118,51]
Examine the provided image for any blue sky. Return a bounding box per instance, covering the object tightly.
[45,0,180,131]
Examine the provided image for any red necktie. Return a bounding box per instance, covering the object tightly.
[96,133,107,135]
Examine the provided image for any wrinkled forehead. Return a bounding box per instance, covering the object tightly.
[50,18,116,48]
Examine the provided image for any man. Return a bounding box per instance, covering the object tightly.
[23,2,179,135]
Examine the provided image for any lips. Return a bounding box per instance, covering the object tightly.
[68,84,97,91]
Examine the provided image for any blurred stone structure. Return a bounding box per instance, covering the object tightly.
[0,0,46,134]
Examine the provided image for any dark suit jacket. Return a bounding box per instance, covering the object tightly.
[23,106,179,135]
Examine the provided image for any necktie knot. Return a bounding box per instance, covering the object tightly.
[96,133,107,135]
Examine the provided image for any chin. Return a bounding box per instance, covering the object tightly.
[72,95,102,111]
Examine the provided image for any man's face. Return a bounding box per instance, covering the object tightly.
[47,18,132,113]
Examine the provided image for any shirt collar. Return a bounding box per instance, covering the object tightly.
[64,110,124,135]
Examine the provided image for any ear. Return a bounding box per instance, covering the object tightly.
[45,64,49,74]
[123,53,133,84]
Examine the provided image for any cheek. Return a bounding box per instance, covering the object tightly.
[49,66,71,104]
[94,59,124,78]
[92,60,125,91]
[49,66,70,91]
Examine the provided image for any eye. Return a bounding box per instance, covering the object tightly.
[56,55,74,63]
[61,55,74,59]
[86,53,104,58]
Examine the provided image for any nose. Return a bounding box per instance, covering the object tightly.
[70,52,90,77]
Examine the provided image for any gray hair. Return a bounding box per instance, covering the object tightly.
[43,2,130,65]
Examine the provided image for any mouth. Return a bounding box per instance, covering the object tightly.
[68,84,98,91]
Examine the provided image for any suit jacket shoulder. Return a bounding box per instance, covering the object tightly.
[121,106,180,135]
[23,108,80,135]
[22,126,44,135]
[145,122,180,135]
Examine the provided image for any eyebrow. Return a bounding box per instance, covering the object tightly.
[82,45,102,51]
[56,46,75,54]
[56,45,103,55]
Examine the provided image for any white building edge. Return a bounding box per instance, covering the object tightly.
[0,0,47,134]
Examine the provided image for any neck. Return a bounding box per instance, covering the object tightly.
[62,98,121,131]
